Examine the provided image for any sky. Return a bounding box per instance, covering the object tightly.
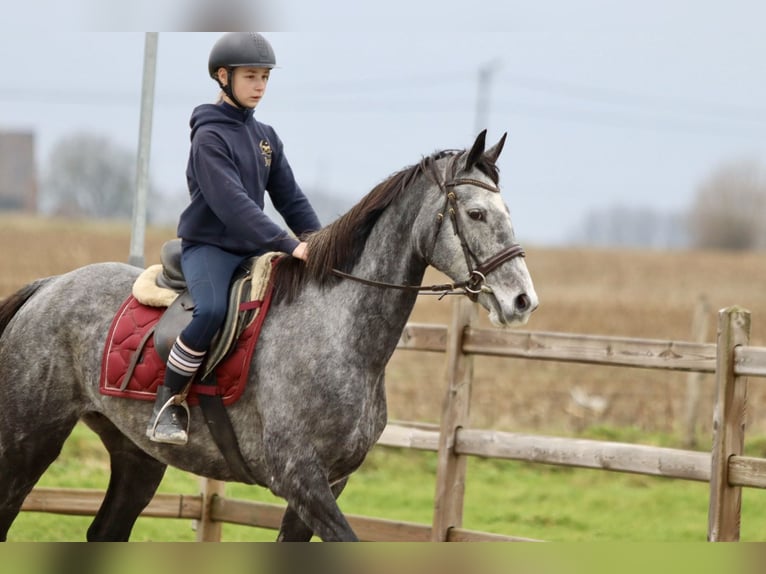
[1,2,765,245]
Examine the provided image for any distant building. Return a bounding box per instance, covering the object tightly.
[0,131,37,212]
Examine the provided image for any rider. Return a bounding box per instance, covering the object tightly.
[146,32,322,445]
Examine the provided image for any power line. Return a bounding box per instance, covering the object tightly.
[495,71,766,125]
[2,69,766,139]
[493,99,766,139]
[2,68,765,123]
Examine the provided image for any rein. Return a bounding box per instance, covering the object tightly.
[331,152,526,300]
[330,268,474,298]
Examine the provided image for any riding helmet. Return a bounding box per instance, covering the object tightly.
[208,32,276,80]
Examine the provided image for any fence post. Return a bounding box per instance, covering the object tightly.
[196,477,225,541]
[431,297,476,541]
[682,295,711,449]
[707,306,750,541]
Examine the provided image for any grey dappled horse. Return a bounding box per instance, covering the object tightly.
[0,131,537,541]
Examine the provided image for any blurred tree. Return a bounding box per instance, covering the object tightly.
[570,205,688,248]
[687,160,766,250]
[42,133,149,219]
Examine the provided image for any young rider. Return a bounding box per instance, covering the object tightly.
[146,32,321,445]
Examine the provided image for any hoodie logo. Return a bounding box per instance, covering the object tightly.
[259,139,272,167]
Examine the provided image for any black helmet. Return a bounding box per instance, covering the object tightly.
[208,32,276,80]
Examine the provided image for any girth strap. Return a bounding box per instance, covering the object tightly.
[196,373,260,485]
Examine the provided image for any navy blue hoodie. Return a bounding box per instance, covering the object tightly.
[177,101,321,256]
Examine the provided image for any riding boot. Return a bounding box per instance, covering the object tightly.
[146,385,189,445]
[145,384,190,445]
[146,336,205,445]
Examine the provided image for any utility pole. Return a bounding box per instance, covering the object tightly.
[433,60,506,539]
[474,59,502,134]
[129,32,159,268]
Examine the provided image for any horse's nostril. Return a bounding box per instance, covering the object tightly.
[515,293,531,312]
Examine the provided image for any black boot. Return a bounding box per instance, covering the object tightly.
[145,385,189,445]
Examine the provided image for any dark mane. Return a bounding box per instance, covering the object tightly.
[271,148,500,303]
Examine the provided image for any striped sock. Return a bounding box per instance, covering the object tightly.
[167,336,206,379]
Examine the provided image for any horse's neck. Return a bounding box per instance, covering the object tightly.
[328,190,428,363]
[355,196,427,293]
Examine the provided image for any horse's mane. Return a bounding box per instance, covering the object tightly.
[271,148,500,304]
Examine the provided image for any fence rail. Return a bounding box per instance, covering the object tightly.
[21,302,765,541]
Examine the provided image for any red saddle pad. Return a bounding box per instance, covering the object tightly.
[99,279,275,406]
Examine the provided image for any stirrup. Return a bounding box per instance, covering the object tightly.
[146,395,190,445]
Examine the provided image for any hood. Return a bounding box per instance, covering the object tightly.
[189,101,254,139]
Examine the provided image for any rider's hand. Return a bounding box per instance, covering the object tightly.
[292,242,308,261]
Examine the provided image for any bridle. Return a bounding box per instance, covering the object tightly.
[332,152,526,300]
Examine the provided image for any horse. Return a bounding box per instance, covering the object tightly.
[0,130,537,541]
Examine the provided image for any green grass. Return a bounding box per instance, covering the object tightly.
[7,423,766,541]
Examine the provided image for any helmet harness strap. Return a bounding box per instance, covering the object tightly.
[220,68,247,110]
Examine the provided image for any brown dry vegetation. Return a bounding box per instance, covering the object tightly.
[3,214,766,438]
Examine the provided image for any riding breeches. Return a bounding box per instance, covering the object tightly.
[179,242,250,352]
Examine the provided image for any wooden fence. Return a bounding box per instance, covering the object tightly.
[22,300,766,541]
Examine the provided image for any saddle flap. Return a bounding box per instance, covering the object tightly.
[154,290,196,363]
[199,273,255,381]
[153,263,258,377]
[153,252,282,384]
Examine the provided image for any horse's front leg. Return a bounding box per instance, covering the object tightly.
[276,477,350,542]
[271,464,357,542]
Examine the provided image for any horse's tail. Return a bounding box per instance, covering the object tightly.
[0,278,54,338]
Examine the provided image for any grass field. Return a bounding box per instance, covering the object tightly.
[8,422,766,542]
[9,421,766,542]
[3,213,766,541]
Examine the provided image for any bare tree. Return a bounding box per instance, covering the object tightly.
[571,205,688,248]
[42,133,138,219]
[687,160,766,250]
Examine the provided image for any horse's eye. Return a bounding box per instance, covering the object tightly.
[468,209,485,221]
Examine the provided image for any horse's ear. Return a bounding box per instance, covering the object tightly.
[465,129,487,170]
[484,132,507,164]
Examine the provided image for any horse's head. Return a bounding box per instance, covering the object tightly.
[420,130,538,327]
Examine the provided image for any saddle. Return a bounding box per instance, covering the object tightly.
[127,238,282,484]
[147,239,266,383]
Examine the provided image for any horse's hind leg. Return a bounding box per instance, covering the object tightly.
[277,477,350,542]
[82,413,167,541]
[0,417,78,541]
